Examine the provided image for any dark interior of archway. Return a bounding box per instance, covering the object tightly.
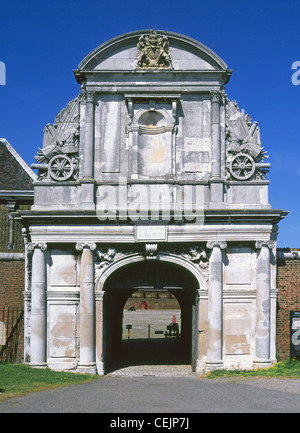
[103,260,199,373]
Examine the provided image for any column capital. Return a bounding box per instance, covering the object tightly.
[209,90,224,103]
[76,242,97,251]
[255,240,276,250]
[95,291,105,301]
[80,90,96,104]
[207,241,227,250]
[27,242,47,252]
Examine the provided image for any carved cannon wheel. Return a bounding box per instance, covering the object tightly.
[48,154,74,181]
[229,153,255,180]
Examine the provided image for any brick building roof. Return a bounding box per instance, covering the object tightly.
[0,139,36,191]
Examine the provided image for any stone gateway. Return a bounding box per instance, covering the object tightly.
[15,30,287,374]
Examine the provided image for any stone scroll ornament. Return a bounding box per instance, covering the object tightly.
[32,98,80,182]
[225,98,271,181]
[135,29,173,69]
[169,246,209,281]
[94,248,135,284]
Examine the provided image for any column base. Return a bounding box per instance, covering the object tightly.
[195,360,206,376]
[77,362,98,375]
[253,360,272,369]
[209,179,224,203]
[79,181,95,210]
[205,361,224,371]
[30,362,47,369]
[96,362,105,376]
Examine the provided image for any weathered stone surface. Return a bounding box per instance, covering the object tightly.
[16,30,287,375]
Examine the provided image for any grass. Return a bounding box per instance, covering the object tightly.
[1,360,299,403]
[0,363,99,402]
[205,359,300,379]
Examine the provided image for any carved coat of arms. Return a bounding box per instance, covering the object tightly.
[135,30,173,69]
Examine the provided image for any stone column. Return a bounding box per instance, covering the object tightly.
[209,91,224,202]
[206,241,227,370]
[28,242,47,368]
[22,228,31,363]
[76,242,97,374]
[254,240,275,368]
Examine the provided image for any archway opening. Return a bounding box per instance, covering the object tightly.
[102,260,199,373]
[121,288,183,367]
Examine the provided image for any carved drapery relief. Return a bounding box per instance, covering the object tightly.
[32,98,80,182]
[135,30,173,70]
[225,98,270,181]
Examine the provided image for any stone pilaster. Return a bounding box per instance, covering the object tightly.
[209,91,224,203]
[206,240,227,370]
[79,91,96,210]
[254,240,275,368]
[76,242,97,374]
[27,242,47,368]
[95,290,105,375]
[210,91,222,179]
[82,91,95,179]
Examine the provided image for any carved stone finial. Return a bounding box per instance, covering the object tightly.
[135,30,173,70]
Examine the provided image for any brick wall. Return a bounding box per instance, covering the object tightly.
[0,261,25,308]
[0,203,30,252]
[0,201,31,362]
[276,249,300,361]
[0,261,25,362]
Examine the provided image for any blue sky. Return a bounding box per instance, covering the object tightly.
[0,0,299,247]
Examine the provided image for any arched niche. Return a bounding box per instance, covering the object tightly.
[126,97,178,178]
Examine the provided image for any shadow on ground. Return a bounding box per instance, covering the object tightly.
[107,338,191,373]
